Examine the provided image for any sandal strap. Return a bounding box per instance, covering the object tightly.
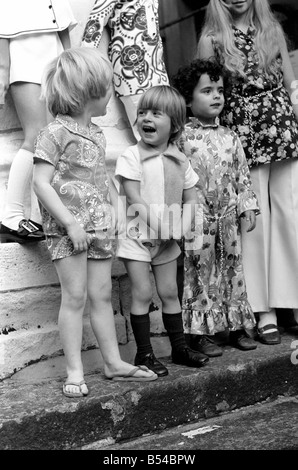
[18,219,41,235]
[258,324,278,333]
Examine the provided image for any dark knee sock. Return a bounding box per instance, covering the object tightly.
[162,312,186,352]
[130,312,153,357]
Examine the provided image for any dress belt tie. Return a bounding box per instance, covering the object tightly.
[205,207,237,276]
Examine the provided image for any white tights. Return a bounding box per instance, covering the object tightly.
[2,148,41,230]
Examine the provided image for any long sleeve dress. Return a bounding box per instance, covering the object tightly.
[180,118,259,336]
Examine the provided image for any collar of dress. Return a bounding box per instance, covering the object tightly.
[188,117,220,129]
[137,140,186,162]
[56,114,101,139]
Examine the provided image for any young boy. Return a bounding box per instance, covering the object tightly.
[114,85,209,377]
[173,59,259,356]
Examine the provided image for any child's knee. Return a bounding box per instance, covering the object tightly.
[132,283,152,305]
[158,283,178,303]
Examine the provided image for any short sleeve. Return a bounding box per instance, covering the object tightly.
[184,161,199,190]
[115,147,142,183]
[34,126,61,167]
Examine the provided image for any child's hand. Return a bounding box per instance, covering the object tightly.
[243,210,256,232]
[112,206,126,237]
[67,222,89,253]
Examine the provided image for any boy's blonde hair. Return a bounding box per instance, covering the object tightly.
[198,0,286,78]
[137,85,186,143]
[41,47,113,116]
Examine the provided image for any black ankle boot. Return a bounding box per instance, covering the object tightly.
[172,347,209,368]
[135,352,168,377]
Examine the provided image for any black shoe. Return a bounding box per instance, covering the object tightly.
[0,219,45,244]
[191,335,223,357]
[230,330,258,350]
[257,324,281,345]
[172,346,209,368]
[135,352,168,377]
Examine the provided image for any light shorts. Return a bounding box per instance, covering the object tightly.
[9,32,64,84]
[116,237,181,266]
[46,231,114,262]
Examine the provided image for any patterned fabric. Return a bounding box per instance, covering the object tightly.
[81,0,169,97]
[212,27,298,167]
[179,119,259,335]
[34,114,114,260]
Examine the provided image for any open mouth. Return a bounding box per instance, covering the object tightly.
[142,125,156,134]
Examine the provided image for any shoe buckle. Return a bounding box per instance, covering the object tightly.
[20,220,39,234]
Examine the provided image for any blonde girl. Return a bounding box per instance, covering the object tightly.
[33,47,157,398]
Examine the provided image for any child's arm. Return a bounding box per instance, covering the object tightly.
[108,176,126,236]
[234,135,260,227]
[33,161,89,252]
[122,178,167,238]
[0,38,10,106]
[174,186,197,239]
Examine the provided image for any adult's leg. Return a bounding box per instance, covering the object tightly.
[241,164,279,342]
[54,253,89,396]
[2,82,49,229]
[269,159,298,307]
[119,95,141,142]
[241,164,271,313]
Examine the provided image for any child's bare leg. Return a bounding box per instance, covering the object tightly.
[54,254,89,395]
[87,259,156,379]
[122,259,168,377]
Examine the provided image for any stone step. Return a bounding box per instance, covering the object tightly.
[0,332,297,450]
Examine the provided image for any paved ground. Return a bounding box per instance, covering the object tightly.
[83,394,298,451]
[1,329,298,450]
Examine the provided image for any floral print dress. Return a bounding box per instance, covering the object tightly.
[81,0,169,98]
[180,119,259,335]
[214,27,298,167]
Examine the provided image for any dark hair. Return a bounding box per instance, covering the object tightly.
[171,58,225,105]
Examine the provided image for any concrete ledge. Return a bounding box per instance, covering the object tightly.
[0,333,297,450]
[0,312,127,380]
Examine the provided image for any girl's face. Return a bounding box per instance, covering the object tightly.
[137,108,172,151]
[222,0,253,17]
[190,73,224,125]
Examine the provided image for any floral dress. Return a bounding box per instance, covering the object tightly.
[34,114,114,261]
[213,27,298,167]
[180,119,259,335]
[81,0,169,98]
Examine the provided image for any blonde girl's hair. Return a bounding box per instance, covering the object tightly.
[41,47,113,116]
[137,85,186,143]
[197,0,287,78]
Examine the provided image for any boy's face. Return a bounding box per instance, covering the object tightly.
[190,73,224,125]
[137,108,172,151]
